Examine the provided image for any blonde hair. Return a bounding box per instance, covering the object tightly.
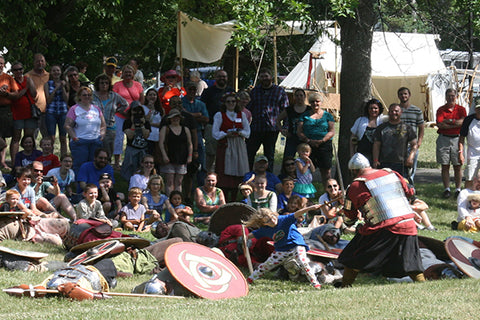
[244,208,278,229]
[128,187,143,196]
[297,143,311,153]
[147,175,164,192]
[6,189,20,199]
[467,193,480,203]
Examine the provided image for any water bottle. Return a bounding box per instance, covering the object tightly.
[280,136,286,146]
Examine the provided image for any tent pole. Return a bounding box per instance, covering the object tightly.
[235,47,239,91]
[177,11,184,87]
[334,21,339,94]
[273,32,278,85]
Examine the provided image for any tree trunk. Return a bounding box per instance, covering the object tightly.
[337,0,377,184]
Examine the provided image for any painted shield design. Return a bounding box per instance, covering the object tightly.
[165,242,248,300]
[68,240,121,266]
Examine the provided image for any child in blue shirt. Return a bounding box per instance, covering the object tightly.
[245,204,322,288]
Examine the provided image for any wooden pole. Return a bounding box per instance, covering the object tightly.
[235,47,239,91]
[241,225,254,275]
[273,32,278,85]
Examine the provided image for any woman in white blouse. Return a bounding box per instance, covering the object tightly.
[212,92,250,202]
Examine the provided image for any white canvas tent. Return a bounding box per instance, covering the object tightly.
[280,28,448,121]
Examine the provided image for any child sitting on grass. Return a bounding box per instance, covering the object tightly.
[76,183,111,225]
[245,204,323,289]
[457,193,480,232]
[120,187,147,231]
[238,182,253,204]
[169,191,193,223]
[246,176,277,212]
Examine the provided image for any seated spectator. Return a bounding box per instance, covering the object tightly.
[243,155,282,193]
[30,161,76,220]
[246,176,277,212]
[120,187,148,231]
[277,156,297,182]
[456,170,480,230]
[129,154,156,191]
[410,197,436,231]
[46,154,76,201]
[141,175,175,223]
[14,135,42,169]
[12,167,44,216]
[277,177,306,211]
[77,148,114,191]
[193,172,225,224]
[76,183,111,225]
[318,179,344,230]
[169,190,193,223]
[35,137,60,175]
[238,182,253,204]
[98,173,122,221]
[457,193,480,232]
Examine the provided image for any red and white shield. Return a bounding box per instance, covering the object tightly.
[165,242,248,300]
[445,237,480,279]
[68,240,121,266]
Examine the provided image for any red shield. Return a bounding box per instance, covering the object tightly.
[445,237,480,278]
[70,237,150,253]
[68,240,121,266]
[307,248,339,259]
[165,242,248,300]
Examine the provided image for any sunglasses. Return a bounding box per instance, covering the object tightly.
[327,184,338,189]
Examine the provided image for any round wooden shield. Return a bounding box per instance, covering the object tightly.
[70,237,150,253]
[445,237,480,279]
[208,203,256,235]
[307,248,339,259]
[68,240,120,266]
[0,246,48,259]
[165,242,248,300]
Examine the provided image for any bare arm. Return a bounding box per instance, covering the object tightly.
[372,141,381,168]
[417,123,425,147]
[64,117,77,139]
[459,136,465,165]
[294,204,322,219]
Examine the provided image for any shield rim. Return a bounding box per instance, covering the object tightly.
[0,245,48,259]
[68,240,121,266]
[165,242,248,300]
[445,237,480,279]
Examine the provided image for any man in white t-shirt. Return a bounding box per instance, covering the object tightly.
[459,104,480,189]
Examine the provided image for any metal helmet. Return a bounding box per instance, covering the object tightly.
[348,153,371,170]
[195,231,219,248]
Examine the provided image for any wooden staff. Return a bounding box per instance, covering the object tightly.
[241,225,254,275]
[3,287,185,299]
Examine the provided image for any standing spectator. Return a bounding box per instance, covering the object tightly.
[458,103,480,189]
[0,56,18,169]
[65,66,81,108]
[26,53,49,137]
[297,93,335,187]
[129,58,144,87]
[398,87,424,184]
[92,74,128,161]
[10,61,35,168]
[350,98,385,163]
[143,88,163,160]
[201,70,234,172]
[64,86,106,175]
[212,92,250,202]
[372,104,417,180]
[112,64,144,170]
[436,88,466,198]
[75,61,90,85]
[236,89,252,123]
[182,81,209,176]
[158,69,186,115]
[44,64,69,156]
[121,103,151,182]
[189,70,208,97]
[276,88,311,161]
[104,57,121,85]
[159,109,193,195]
[247,68,289,172]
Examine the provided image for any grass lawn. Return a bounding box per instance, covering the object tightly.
[1,126,479,319]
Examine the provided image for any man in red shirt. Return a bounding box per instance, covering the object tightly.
[338,153,425,287]
[436,89,466,198]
